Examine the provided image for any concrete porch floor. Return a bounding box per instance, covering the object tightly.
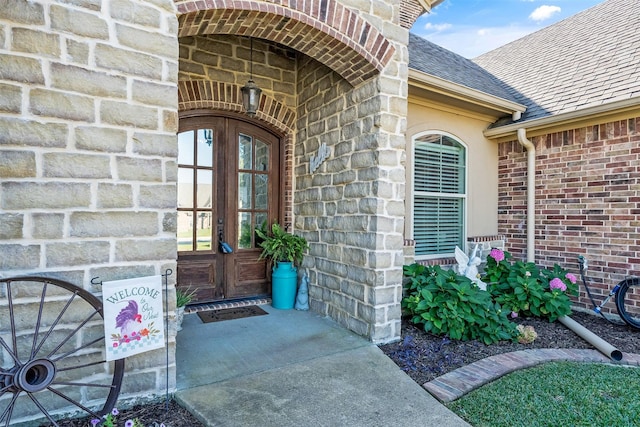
[174,303,470,426]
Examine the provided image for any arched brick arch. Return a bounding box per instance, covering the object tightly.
[174,0,395,86]
[178,80,295,134]
[178,80,296,226]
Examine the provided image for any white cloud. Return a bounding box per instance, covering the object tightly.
[424,22,452,32]
[529,5,561,22]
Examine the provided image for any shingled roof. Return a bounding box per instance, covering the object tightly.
[408,33,519,105]
[409,0,640,128]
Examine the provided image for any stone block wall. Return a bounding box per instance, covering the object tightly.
[0,0,179,422]
[179,34,297,110]
[498,117,640,313]
[294,2,408,344]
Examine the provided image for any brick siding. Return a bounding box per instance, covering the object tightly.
[498,117,640,314]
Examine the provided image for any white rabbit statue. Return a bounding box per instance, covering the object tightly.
[455,244,487,291]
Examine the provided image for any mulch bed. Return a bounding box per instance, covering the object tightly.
[378,310,640,386]
[42,400,204,427]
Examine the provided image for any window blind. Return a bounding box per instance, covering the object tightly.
[413,135,465,257]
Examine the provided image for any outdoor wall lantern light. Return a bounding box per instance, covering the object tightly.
[241,38,262,117]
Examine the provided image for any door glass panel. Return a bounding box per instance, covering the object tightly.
[238,212,252,249]
[255,140,269,171]
[177,211,193,251]
[255,212,267,248]
[238,134,253,170]
[197,129,213,167]
[255,174,268,210]
[178,127,215,254]
[195,211,212,251]
[178,131,194,164]
[238,172,252,209]
[196,170,213,208]
[237,132,271,251]
[177,168,193,208]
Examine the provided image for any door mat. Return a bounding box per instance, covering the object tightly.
[197,305,268,323]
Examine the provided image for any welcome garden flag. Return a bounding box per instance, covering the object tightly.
[102,275,165,361]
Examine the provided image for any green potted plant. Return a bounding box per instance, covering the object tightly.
[255,223,309,309]
[175,287,196,331]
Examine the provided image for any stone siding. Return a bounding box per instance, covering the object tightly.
[498,117,640,314]
[179,35,297,110]
[0,0,179,422]
[294,6,407,344]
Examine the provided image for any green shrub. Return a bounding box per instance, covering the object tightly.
[255,223,309,265]
[402,264,518,345]
[482,249,578,322]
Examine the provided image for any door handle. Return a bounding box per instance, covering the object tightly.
[218,229,233,254]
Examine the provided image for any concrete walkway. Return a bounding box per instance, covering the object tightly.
[174,304,471,427]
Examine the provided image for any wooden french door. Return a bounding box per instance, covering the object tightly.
[176,114,280,303]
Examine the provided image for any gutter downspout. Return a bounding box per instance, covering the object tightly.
[517,128,535,263]
[514,130,622,362]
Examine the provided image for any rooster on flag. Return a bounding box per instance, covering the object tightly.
[115,300,142,338]
[103,275,164,361]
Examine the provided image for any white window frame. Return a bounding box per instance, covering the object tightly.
[408,131,468,260]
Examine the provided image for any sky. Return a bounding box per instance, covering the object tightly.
[413,0,604,58]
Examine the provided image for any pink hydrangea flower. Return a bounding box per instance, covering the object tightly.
[550,278,567,292]
[489,248,505,262]
[565,273,577,284]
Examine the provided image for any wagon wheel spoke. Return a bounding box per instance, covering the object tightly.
[57,359,105,372]
[46,309,101,358]
[0,277,125,426]
[27,393,60,427]
[0,337,20,365]
[52,336,104,362]
[30,283,48,359]
[47,385,102,419]
[0,392,20,426]
[32,290,80,357]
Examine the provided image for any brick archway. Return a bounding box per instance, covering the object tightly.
[174,0,395,86]
[178,80,295,134]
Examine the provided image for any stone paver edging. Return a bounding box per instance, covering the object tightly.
[423,349,640,403]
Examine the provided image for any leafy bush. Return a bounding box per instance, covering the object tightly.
[482,249,578,322]
[401,249,579,344]
[255,223,309,265]
[402,264,518,345]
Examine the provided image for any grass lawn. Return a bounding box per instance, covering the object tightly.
[448,362,640,427]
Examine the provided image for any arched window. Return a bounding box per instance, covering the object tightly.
[411,132,467,258]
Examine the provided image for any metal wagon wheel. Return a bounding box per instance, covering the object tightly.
[0,277,124,426]
[616,277,640,329]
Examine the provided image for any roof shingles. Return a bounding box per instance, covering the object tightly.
[409,0,640,127]
[472,0,640,123]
